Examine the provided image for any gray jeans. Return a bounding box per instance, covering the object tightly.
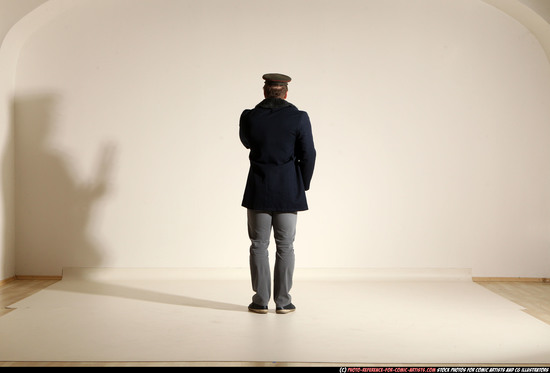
[247,209,297,307]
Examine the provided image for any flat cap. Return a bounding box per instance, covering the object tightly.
[263,73,291,85]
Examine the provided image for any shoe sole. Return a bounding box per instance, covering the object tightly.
[276,308,296,314]
[248,308,268,314]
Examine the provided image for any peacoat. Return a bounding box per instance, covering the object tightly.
[240,98,316,212]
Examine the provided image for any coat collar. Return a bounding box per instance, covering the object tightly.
[256,98,295,110]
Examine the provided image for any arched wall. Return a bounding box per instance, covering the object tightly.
[484,0,550,62]
[0,0,77,280]
[5,0,550,277]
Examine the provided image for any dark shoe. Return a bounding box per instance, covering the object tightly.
[248,302,268,314]
[276,303,296,314]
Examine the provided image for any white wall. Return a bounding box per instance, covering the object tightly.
[12,0,550,277]
[0,24,15,281]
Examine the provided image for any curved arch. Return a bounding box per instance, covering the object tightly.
[1,0,74,67]
[483,0,550,63]
[0,0,47,48]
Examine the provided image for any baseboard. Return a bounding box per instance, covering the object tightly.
[0,276,16,286]
[473,277,550,283]
[4,273,549,283]
[14,275,63,281]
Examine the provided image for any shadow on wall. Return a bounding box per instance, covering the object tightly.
[13,94,116,276]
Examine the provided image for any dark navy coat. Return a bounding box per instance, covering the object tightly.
[240,98,316,212]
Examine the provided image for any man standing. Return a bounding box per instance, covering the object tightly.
[239,73,316,314]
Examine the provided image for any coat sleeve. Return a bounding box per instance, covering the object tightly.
[295,112,316,191]
[239,110,251,149]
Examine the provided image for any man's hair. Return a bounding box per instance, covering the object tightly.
[263,84,288,99]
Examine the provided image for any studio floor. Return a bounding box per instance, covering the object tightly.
[1,268,550,367]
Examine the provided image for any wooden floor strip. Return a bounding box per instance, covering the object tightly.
[473,277,550,282]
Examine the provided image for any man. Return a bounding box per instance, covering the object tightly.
[239,73,316,314]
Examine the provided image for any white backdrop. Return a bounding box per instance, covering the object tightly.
[12,0,550,277]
